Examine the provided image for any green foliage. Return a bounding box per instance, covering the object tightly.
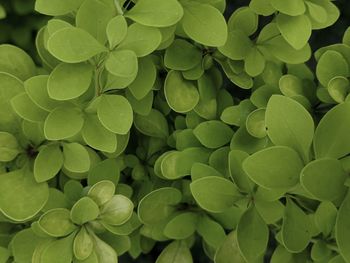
[1,0,350,262]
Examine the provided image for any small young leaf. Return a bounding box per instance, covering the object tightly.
[73,227,93,261]
[88,180,116,206]
[63,143,90,173]
[71,197,100,225]
[106,16,128,49]
[100,195,134,226]
[0,131,20,162]
[105,50,138,78]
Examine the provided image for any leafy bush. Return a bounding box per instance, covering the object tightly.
[1,0,350,262]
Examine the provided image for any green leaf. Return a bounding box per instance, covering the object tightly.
[164,212,198,239]
[73,227,93,261]
[197,216,226,250]
[11,93,48,122]
[228,6,258,36]
[336,191,350,262]
[315,201,337,237]
[270,0,305,16]
[63,143,90,173]
[82,114,117,153]
[0,169,48,221]
[106,16,128,49]
[105,50,138,78]
[193,120,233,149]
[12,229,44,263]
[35,0,79,15]
[328,76,349,103]
[0,44,36,81]
[243,146,303,189]
[265,95,314,161]
[138,187,182,224]
[47,27,107,63]
[34,144,63,183]
[244,47,266,77]
[316,50,349,87]
[41,233,75,263]
[237,206,269,262]
[182,2,227,47]
[301,158,347,201]
[281,199,311,253]
[126,0,183,27]
[48,63,93,100]
[314,102,350,159]
[100,195,134,225]
[25,75,61,111]
[164,70,199,113]
[88,160,120,186]
[218,30,253,60]
[71,197,100,225]
[128,56,157,100]
[44,106,84,140]
[0,131,20,162]
[228,150,254,193]
[88,180,115,206]
[190,176,240,213]
[134,109,169,138]
[214,231,245,263]
[245,108,267,139]
[117,23,161,57]
[156,241,192,263]
[164,39,202,71]
[249,0,274,16]
[76,0,114,44]
[39,208,77,237]
[92,234,118,263]
[277,14,311,50]
[97,94,133,135]
[191,162,222,181]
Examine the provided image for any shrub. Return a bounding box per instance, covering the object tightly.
[0,0,350,262]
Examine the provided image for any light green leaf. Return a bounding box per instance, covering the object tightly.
[315,201,337,237]
[281,199,311,253]
[0,132,20,162]
[71,197,100,225]
[316,50,349,87]
[0,44,36,81]
[92,235,118,263]
[156,241,192,263]
[82,114,117,153]
[41,233,75,263]
[197,216,226,250]
[218,30,253,60]
[44,106,84,140]
[125,0,183,27]
[164,212,198,239]
[214,231,245,263]
[164,70,199,113]
[314,102,350,159]
[39,208,77,237]
[0,169,48,221]
[76,0,114,44]
[193,120,233,149]
[249,0,274,16]
[237,206,269,262]
[63,143,90,173]
[228,150,254,193]
[105,50,138,78]
[100,195,134,225]
[73,227,94,261]
[88,180,115,206]
[301,158,347,201]
[117,23,161,57]
[243,146,303,189]
[48,63,93,100]
[47,27,107,63]
[11,93,48,122]
[164,39,202,71]
[265,95,314,161]
[134,109,169,138]
[270,0,305,16]
[190,176,240,213]
[97,94,133,135]
[35,0,79,15]
[182,2,227,47]
[12,229,44,263]
[34,144,63,183]
[138,187,182,224]
[128,56,156,99]
[228,7,258,36]
[244,47,266,77]
[336,191,350,262]
[245,108,267,139]
[328,76,349,103]
[106,16,128,49]
[25,75,61,111]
